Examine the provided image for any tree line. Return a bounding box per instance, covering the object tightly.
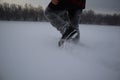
[0,3,46,21]
[0,3,120,26]
[81,10,120,26]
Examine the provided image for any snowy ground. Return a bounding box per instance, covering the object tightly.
[0,21,120,80]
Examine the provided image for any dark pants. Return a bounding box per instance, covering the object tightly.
[45,7,82,35]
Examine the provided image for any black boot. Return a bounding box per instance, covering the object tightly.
[62,27,77,39]
[58,26,78,47]
[72,30,80,44]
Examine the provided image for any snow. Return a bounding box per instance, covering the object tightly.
[0,21,120,80]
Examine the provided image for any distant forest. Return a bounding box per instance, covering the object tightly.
[0,3,120,26]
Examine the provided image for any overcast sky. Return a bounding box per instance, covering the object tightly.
[0,0,120,14]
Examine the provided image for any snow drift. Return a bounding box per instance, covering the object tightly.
[0,21,120,80]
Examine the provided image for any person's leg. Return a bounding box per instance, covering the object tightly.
[68,10,82,28]
[45,7,69,35]
[68,9,82,41]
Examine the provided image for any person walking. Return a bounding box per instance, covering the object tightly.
[45,0,86,46]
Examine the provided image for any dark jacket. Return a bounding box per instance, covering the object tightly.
[48,0,86,10]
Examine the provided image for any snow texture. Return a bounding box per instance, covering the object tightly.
[0,21,120,80]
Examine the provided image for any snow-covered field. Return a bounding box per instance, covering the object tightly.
[0,21,120,80]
